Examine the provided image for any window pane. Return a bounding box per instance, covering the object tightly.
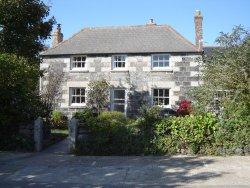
[164,98,169,105]
[81,97,85,103]
[153,56,158,61]
[159,89,163,96]
[159,55,163,61]
[80,89,85,95]
[76,89,80,95]
[72,96,76,103]
[159,98,164,105]
[152,61,157,67]
[114,104,125,112]
[153,89,158,96]
[77,57,81,61]
[73,57,77,61]
[114,90,125,99]
[163,55,169,60]
[163,61,169,67]
[82,56,86,61]
[164,89,169,97]
[159,62,163,67]
[76,97,80,103]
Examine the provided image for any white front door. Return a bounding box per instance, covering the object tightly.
[112,89,126,113]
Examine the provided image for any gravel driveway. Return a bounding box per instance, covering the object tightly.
[0,139,249,187]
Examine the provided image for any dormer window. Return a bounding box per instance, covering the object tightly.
[71,56,86,69]
[112,55,126,69]
[152,54,170,68]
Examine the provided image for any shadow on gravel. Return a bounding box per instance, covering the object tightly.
[0,154,224,187]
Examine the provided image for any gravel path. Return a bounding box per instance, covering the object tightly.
[0,139,249,187]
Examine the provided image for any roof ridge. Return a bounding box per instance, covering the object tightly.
[165,26,198,51]
[82,24,168,30]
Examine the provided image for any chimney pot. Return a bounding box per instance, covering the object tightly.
[146,18,156,26]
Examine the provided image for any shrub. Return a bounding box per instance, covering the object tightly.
[170,113,218,154]
[176,100,192,116]
[213,101,250,155]
[51,110,68,129]
[98,111,127,127]
[152,118,176,154]
[75,111,141,155]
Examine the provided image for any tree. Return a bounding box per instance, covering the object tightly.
[189,25,249,115]
[87,79,110,114]
[40,63,64,109]
[0,0,55,60]
[0,53,48,128]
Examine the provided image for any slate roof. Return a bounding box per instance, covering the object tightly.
[203,46,224,56]
[41,25,199,56]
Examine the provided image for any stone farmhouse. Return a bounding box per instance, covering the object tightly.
[40,10,205,117]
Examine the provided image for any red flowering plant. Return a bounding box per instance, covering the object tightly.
[176,100,192,116]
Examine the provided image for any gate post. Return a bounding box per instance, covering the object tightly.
[34,117,43,152]
[68,117,78,152]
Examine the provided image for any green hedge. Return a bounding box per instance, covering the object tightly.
[74,108,249,156]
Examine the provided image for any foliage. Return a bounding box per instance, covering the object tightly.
[87,79,110,114]
[41,63,64,109]
[214,101,250,155]
[98,111,127,127]
[51,110,68,129]
[151,118,176,154]
[0,53,50,151]
[0,0,55,60]
[0,53,49,127]
[170,113,218,154]
[189,25,249,114]
[176,100,192,116]
[0,133,34,151]
[75,111,142,155]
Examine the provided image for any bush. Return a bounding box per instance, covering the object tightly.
[213,101,250,155]
[151,118,176,154]
[75,111,142,155]
[51,110,68,129]
[98,111,127,127]
[170,113,218,154]
[176,100,192,116]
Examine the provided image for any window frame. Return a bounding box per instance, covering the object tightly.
[69,87,86,107]
[151,54,170,69]
[112,55,127,69]
[70,55,87,70]
[152,88,170,107]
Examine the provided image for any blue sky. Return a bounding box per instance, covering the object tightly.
[44,0,250,46]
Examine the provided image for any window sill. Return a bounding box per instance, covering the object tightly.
[69,104,86,109]
[110,69,129,72]
[70,69,89,73]
[151,68,173,72]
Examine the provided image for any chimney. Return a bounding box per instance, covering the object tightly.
[52,24,63,47]
[146,19,156,26]
[194,10,203,51]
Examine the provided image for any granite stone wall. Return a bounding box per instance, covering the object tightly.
[41,54,201,117]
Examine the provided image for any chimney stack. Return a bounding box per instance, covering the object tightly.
[52,24,63,47]
[194,10,203,51]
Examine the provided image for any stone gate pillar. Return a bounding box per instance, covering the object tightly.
[68,117,78,152]
[34,117,43,152]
